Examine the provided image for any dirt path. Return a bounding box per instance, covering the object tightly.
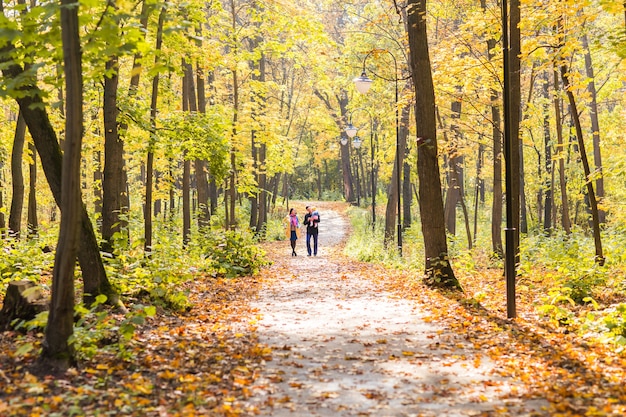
[246,203,548,416]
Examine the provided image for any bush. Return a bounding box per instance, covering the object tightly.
[200,230,271,278]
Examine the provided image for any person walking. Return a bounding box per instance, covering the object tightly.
[284,208,301,256]
[303,205,320,256]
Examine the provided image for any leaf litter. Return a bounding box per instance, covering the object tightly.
[1,202,625,415]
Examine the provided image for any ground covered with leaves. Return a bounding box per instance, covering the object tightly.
[1,202,626,416]
[0,277,269,416]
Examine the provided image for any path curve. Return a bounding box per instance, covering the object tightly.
[248,203,547,416]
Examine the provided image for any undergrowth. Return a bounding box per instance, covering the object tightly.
[1,212,271,360]
[343,207,626,352]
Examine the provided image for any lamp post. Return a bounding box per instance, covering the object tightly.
[354,50,402,255]
[352,136,362,206]
[345,110,377,230]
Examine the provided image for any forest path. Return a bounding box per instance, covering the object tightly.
[246,202,548,416]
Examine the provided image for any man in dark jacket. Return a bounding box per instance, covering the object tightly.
[303,206,320,256]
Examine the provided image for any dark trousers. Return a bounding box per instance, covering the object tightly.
[306,229,318,256]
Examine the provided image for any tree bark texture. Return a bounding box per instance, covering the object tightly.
[407,0,459,288]
[582,33,605,224]
[9,111,26,238]
[41,0,83,371]
[560,65,604,265]
[196,60,210,228]
[144,4,166,252]
[553,68,572,234]
[102,57,126,252]
[384,101,410,244]
[542,75,553,231]
[27,141,38,236]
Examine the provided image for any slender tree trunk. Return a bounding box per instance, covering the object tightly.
[27,141,38,237]
[41,0,82,371]
[9,111,26,238]
[553,68,571,234]
[560,64,604,264]
[195,27,210,228]
[582,33,605,224]
[384,100,410,244]
[473,143,484,245]
[0,159,5,237]
[407,0,459,288]
[145,4,166,252]
[229,68,238,230]
[403,150,412,228]
[482,0,504,257]
[444,99,463,235]
[93,150,102,217]
[102,57,126,252]
[182,59,194,245]
[542,75,553,232]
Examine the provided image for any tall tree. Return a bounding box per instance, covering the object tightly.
[553,67,571,234]
[0,8,122,309]
[144,4,167,253]
[581,32,605,224]
[27,140,38,236]
[102,53,126,252]
[560,64,604,264]
[406,0,459,288]
[542,74,553,232]
[9,111,26,238]
[384,98,410,245]
[41,0,83,371]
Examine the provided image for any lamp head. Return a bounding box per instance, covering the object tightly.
[340,137,348,146]
[352,136,362,149]
[345,123,358,138]
[353,71,373,94]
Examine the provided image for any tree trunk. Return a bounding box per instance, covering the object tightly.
[473,143,485,246]
[403,152,412,228]
[229,69,238,230]
[41,0,82,371]
[182,59,194,245]
[444,99,464,235]
[0,27,120,310]
[145,4,166,252]
[542,75,553,232]
[93,150,102,216]
[27,141,38,237]
[481,0,504,257]
[553,68,572,234]
[407,0,459,288]
[560,64,604,264]
[582,33,605,224]
[0,159,5,237]
[384,100,410,244]
[102,57,126,253]
[195,28,210,229]
[9,111,26,238]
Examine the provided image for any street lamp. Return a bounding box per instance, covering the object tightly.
[345,109,377,230]
[354,50,402,255]
[345,123,358,138]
